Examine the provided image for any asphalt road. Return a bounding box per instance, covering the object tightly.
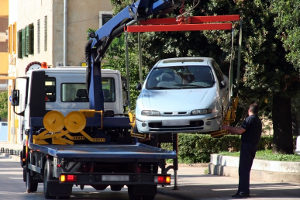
[0,155,299,200]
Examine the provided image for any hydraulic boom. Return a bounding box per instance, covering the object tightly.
[85,0,175,111]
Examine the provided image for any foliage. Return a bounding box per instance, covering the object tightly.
[103,34,143,110]
[271,0,300,70]
[105,1,297,153]
[162,134,274,163]
[203,0,296,118]
[108,0,296,116]
[0,91,8,121]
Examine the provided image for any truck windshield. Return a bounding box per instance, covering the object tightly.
[146,65,215,90]
[61,78,115,102]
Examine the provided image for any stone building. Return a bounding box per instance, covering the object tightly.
[7,0,113,145]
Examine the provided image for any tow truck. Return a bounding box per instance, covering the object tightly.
[12,0,241,199]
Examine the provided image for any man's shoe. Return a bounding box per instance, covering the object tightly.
[232,192,250,198]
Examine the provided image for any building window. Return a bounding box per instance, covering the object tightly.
[17,24,34,59]
[0,16,8,52]
[99,11,113,27]
[24,24,34,56]
[37,19,40,54]
[44,16,47,51]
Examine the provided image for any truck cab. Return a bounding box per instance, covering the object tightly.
[13,67,125,138]
[12,66,175,200]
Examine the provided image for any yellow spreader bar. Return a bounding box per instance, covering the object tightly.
[33,110,106,145]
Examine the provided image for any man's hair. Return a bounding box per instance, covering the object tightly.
[249,103,259,115]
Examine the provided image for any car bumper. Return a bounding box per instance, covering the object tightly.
[136,114,222,134]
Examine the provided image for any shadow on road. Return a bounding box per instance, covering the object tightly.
[158,182,300,200]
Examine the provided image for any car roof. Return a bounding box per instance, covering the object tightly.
[155,57,214,68]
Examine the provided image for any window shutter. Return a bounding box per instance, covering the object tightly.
[17,30,22,58]
[21,29,26,58]
[44,16,47,51]
[13,23,17,54]
[37,19,40,54]
[25,26,29,56]
[29,24,34,54]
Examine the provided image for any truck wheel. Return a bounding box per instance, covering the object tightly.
[44,160,55,199]
[44,159,72,199]
[110,185,123,191]
[128,185,156,200]
[23,167,26,182]
[26,169,38,193]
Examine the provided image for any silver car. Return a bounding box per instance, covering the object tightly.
[135,57,229,134]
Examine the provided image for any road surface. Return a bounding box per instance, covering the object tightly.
[0,155,299,200]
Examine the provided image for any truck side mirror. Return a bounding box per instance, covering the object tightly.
[136,83,142,90]
[11,90,20,106]
[220,80,226,88]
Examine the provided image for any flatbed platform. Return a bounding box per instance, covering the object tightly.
[29,143,176,160]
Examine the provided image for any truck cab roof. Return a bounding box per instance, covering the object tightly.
[26,67,120,75]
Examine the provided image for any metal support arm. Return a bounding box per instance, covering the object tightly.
[85,0,174,110]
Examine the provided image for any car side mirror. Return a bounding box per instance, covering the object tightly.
[11,89,20,106]
[136,82,142,90]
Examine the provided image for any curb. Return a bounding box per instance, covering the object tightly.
[209,154,300,184]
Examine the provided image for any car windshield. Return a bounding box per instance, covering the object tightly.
[146,65,215,90]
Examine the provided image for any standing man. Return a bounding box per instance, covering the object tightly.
[223,103,262,198]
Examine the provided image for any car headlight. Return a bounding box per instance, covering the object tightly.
[191,109,212,115]
[141,110,161,116]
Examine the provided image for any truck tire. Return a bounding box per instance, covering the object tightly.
[44,159,72,199]
[26,169,38,193]
[128,185,156,200]
[23,167,26,182]
[44,160,57,199]
[110,185,123,191]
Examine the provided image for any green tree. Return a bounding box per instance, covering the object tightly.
[108,0,296,153]
[0,91,8,121]
[204,0,296,153]
[271,0,300,153]
[271,0,300,70]
[103,34,142,110]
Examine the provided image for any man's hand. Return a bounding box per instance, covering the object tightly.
[222,125,246,135]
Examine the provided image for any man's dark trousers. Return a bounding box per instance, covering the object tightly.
[238,142,257,194]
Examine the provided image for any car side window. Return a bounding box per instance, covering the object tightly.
[212,61,224,86]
